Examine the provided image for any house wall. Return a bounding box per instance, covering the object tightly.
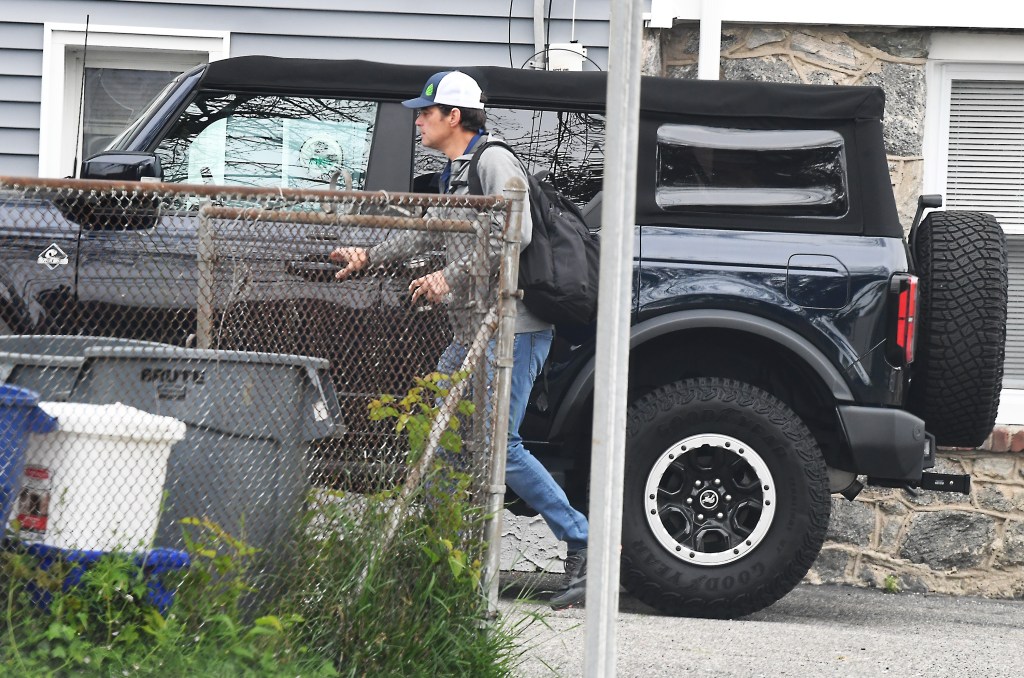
[0,21,45,176]
[0,0,613,176]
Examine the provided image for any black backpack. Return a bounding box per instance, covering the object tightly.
[467,140,600,328]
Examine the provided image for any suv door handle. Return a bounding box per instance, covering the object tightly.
[287,254,373,282]
[305,230,338,242]
[287,256,340,282]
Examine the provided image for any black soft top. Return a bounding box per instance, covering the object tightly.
[194,56,901,237]
[200,56,884,122]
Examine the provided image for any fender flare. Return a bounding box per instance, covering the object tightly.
[549,309,853,440]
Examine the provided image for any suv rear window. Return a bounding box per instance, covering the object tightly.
[156,93,377,191]
[655,125,849,218]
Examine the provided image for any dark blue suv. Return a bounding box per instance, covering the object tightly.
[0,57,1008,618]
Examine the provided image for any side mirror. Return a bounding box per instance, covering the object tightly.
[60,152,163,230]
[80,152,163,182]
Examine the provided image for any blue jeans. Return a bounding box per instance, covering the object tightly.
[437,329,589,551]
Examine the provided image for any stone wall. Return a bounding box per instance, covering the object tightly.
[651,22,929,229]
[810,443,1024,597]
[500,23,1024,600]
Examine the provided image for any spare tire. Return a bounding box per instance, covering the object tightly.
[908,210,1007,447]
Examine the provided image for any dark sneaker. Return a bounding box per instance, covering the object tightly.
[549,548,587,610]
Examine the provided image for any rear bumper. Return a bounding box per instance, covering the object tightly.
[838,405,935,481]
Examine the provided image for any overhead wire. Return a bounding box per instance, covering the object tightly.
[502,0,604,192]
[508,0,515,68]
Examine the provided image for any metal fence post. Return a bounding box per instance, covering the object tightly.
[196,202,216,350]
[470,208,492,477]
[482,180,526,615]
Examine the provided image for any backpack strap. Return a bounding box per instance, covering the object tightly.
[467,140,520,196]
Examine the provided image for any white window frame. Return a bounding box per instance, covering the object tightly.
[923,32,1024,425]
[39,24,230,178]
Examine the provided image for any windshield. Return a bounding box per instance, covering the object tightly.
[107,76,185,152]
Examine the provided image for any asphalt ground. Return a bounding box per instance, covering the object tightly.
[497,574,1024,677]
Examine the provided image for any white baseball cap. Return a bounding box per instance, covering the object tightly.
[402,70,485,110]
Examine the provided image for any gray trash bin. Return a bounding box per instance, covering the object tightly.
[0,335,164,401]
[70,345,344,599]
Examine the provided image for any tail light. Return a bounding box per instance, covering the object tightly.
[888,274,918,365]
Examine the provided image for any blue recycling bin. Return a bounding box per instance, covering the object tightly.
[0,384,57,523]
[23,544,190,616]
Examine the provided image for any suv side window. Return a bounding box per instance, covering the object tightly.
[155,93,377,191]
[656,125,849,218]
[413,107,605,207]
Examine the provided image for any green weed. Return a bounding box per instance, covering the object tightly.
[281,371,527,676]
[0,522,334,677]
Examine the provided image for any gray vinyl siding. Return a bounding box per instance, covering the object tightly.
[0,103,41,130]
[0,22,43,50]
[0,22,42,176]
[0,155,39,177]
[0,0,613,176]
[0,75,42,103]
[0,48,43,76]
[0,128,40,156]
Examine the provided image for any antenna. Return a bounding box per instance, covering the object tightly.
[72,14,91,178]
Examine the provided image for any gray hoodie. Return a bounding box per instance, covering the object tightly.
[369,134,552,341]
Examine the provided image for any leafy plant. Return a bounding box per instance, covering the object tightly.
[281,373,526,676]
[174,516,258,624]
[368,369,476,464]
[0,520,334,677]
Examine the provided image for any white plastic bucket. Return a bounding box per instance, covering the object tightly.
[15,402,186,551]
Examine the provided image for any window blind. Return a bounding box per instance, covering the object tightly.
[947,80,1024,228]
[947,80,1024,384]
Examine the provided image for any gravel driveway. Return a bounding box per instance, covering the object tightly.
[498,577,1024,677]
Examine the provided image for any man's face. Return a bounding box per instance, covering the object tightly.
[415,106,453,150]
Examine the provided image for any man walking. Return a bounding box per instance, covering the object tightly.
[330,70,588,609]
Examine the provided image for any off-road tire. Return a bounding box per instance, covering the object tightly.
[621,378,830,618]
[908,211,1008,447]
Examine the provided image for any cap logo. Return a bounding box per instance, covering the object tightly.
[425,83,435,97]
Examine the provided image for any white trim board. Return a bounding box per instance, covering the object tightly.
[647,1,1024,30]
[997,388,1024,426]
[921,47,1024,425]
[39,23,230,178]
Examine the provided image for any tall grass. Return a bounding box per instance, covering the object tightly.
[285,371,530,676]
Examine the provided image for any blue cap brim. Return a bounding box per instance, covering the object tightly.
[402,96,434,108]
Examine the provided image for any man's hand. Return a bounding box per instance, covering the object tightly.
[330,246,369,280]
[410,270,450,304]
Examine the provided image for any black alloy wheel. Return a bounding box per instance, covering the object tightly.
[621,377,830,618]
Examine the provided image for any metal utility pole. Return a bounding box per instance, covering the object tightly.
[583,0,643,675]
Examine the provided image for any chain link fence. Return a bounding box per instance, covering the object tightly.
[0,176,526,670]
